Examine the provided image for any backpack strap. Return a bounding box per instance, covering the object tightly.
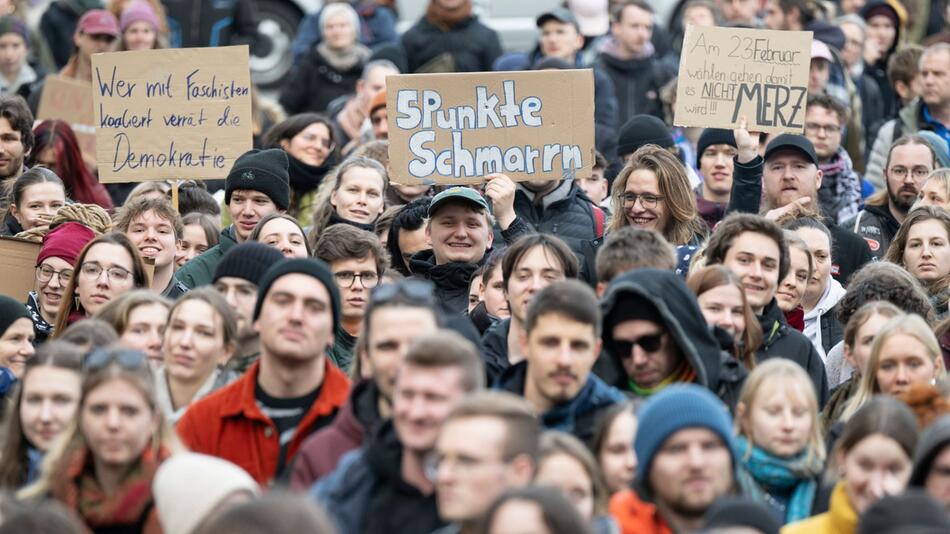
[592,205,605,238]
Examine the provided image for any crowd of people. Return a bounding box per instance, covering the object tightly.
[1,0,950,533]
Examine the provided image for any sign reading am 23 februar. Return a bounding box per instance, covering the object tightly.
[91,46,252,183]
[674,25,812,134]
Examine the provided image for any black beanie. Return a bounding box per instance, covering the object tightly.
[704,497,781,534]
[857,489,950,534]
[253,258,340,333]
[213,242,286,285]
[695,128,737,167]
[225,149,291,211]
[0,295,30,336]
[617,115,674,158]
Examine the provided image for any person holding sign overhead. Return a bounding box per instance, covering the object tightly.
[174,148,290,291]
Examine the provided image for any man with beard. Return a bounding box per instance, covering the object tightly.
[212,242,286,372]
[496,280,623,444]
[844,135,937,259]
[609,384,737,534]
[0,95,32,197]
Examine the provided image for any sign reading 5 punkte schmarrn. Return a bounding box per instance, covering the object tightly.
[91,46,252,183]
[386,70,595,185]
[674,25,812,134]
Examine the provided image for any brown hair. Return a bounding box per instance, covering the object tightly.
[883,206,950,299]
[524,280,601,337]
[595,227,676,283]
[0,341,83,489]
[181,212,219,250]
[843,301,902,350]
[314,224,390,275]
[705,213,790,284]
[502,234,579,290]
[887,44,924,87]
[402,331,485,392]
[833,396,918,478]
[608,145,706,245]
[686,265,763,368]
[807,93,848,124]
[166,287,238,351]
[52,233,149,338]
[113,196,183,238]
[538,431,611,516]
[445,391,541,466]
[248,213,312,256]
[95,290,171,336]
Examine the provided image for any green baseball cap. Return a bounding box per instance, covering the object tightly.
[427,187,490,218]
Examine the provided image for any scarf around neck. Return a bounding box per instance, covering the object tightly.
[628,358,696,397]
[734,435,823,524]
[317,42,371,72]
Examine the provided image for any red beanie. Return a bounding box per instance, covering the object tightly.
[36,222,95,267]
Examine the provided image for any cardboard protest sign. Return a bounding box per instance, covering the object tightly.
[36,75,96,161]
[91,46,253,183]
[674,25,812,134]
[0,237,40,299]
[386,70,595,185]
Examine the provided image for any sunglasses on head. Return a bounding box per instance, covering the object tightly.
[84,348,148,372]
[613,332,665,357]
[370,279,436,306]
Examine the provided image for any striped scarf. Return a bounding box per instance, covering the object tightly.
[628,359,696,397]
[733,436,823,524]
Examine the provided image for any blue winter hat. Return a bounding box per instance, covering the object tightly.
[634,384,735,493]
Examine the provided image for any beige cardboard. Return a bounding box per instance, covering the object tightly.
[91,46,253,183]
[0,237,40,300]
[386,70,595,185]
[36,75,96,161]
[674,25,812,134]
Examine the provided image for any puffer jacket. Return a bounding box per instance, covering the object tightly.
[496,361,624,446]
[400,15,501,73]
[599,268,747,410]
[842,203,899,260]
[514,180,605,285]
[595,37,676,124]
[757,299,830,407]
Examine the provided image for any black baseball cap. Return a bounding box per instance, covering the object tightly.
[536,8,580,31]
[764,134,819,166]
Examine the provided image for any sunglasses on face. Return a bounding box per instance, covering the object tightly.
[613,332,665,358]
[84,348,148,372]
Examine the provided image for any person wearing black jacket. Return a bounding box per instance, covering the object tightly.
[705,213,830,407]
[599,268,747,411]
[400,0,501,73]
[410,181,530,314]
[726,126,872,285]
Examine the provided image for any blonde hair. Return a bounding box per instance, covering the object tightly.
[914,169,950,210]
[840,314,946,422]
[608,145,706,245]
[736,359,825,465]
[19,349,179,500]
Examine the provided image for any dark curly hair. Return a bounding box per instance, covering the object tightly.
[835,262,936,327]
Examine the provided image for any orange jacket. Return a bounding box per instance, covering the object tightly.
[609,489,674,534]
[176,359,350,486]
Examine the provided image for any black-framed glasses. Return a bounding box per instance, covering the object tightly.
[622,193,665,209]
[334,271,380,289]
[84,348,148,372]
[35,265,73,284]
[80,262,132,283]
[613,333,666,358]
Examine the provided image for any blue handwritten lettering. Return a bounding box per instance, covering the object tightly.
[94,66,136,98]
[184,70,249,101]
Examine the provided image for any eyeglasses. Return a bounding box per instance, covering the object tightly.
[613,332,666,358]
[423,451,508,481]
[804,122,841,134]
[80,262,133,283]
[334,271,380,289]
[370,280,436,306]
[888,166,932,180]
[84,348,148,372]
[36,265,73,284]
[622,193,664,209]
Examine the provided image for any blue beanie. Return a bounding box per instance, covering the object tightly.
[634,384,735,492]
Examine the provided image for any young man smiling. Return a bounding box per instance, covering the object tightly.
[115,197,182,296]
[175,148,290,290]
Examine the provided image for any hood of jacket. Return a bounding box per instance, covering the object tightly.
[864,202,902,238]
[497,361,623,433]
[910,416,950,486]
[804,278,847,322]
[861,0,905,60]
[329,379,382,446]
[600,268,722,390]
[409,248,479,292]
